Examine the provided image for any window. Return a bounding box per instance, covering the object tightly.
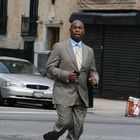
[30,0,38,18]
[21,0,38,37]
[0,0,7,35]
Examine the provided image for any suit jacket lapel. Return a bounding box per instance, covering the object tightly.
[81,44,88,70]
[65,40,78,70]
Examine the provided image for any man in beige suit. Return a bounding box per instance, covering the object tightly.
[43,20,98,140]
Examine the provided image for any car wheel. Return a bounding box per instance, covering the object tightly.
[7,99,16,106]
[0,94,4,106]
[42,102,54,109]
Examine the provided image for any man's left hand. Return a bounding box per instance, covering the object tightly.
[89,75,98,87]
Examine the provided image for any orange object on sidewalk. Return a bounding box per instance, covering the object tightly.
[127,96,134,116]
[125,96,140,117]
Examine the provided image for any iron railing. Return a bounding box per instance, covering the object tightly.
[21,16,38,37]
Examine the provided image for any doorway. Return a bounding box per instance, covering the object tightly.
[47,27,60,50]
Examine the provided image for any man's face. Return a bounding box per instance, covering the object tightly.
[70,21,85,42]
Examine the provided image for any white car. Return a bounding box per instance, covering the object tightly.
[0,56,54,108]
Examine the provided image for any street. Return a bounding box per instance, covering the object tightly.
[0,103,140,140]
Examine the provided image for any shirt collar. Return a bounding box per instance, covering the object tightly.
[70,38,82,48]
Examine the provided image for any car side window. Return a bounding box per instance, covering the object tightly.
[0,62,9,73]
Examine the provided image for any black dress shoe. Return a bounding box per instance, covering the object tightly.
[43,133,48,140]
[43,132,58,140]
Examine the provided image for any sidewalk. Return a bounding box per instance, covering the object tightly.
[88,98,127,116]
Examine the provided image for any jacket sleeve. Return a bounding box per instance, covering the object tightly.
[89,48,99,83]
[46,43,69,82]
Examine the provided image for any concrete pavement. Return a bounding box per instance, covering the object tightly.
[88,98,128,116]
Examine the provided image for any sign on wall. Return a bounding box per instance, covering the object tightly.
[78,0,137,10]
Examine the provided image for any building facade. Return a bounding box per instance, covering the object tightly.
[1,0,140,99]
[0,0,77,66]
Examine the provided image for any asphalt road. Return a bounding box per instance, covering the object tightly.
[0,103,140,140]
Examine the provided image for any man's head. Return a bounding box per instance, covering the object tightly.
[70,20,85,42]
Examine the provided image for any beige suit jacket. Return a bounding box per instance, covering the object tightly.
[46,39,97,107]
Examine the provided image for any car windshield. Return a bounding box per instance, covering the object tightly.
[0,60,41,76]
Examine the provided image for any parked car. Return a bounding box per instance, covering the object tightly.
[0,56,54,108]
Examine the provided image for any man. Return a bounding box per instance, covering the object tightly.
[43,20,98,140]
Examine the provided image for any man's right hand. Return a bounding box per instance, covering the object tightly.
[68,71,79,81]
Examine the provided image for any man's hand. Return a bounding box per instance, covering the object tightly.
[68,71,79,81]
[89,74,98,87]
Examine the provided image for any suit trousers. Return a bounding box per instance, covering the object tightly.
[47,103,87,140]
